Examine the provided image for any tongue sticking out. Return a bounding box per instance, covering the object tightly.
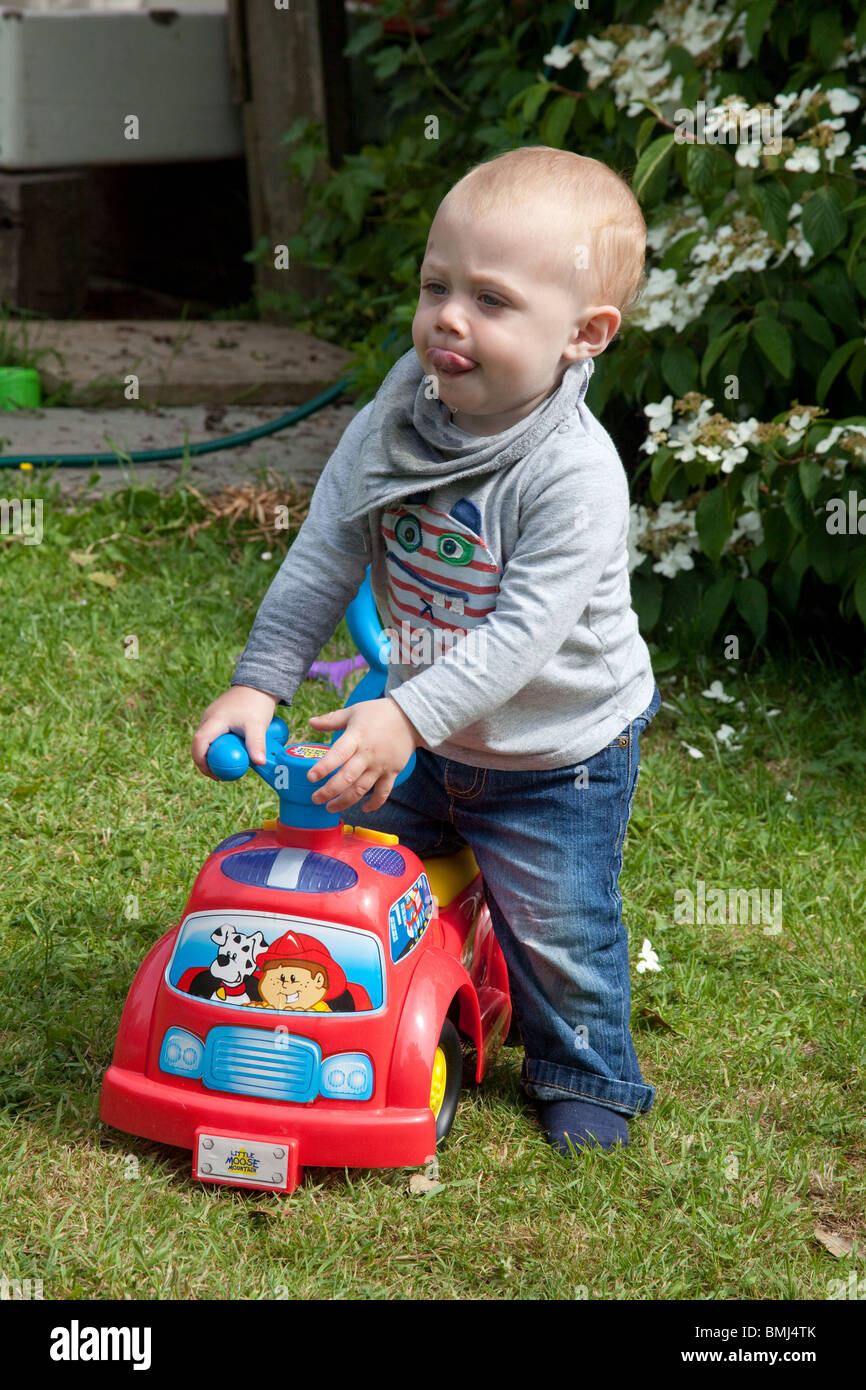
[428,348,476,373]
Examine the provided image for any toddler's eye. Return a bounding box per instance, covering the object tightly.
[480,294,501,307]
[395,514,423,551]
[438,534,474,566]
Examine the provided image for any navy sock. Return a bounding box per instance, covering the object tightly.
[535,1099,629,1155]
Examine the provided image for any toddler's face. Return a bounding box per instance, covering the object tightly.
[412,199,617,435]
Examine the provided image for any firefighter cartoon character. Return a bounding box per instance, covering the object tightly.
[247,931,371,1013]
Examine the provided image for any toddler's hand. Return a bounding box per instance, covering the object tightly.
[191,685,278,781]
[306,697,421,813]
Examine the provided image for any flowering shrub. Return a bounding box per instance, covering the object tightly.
[270,0,866,650]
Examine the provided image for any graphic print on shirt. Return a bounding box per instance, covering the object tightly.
[382,495,500,664]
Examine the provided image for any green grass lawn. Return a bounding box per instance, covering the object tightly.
[0,471,864,1301]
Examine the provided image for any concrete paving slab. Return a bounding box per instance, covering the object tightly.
[0,401,360,502]
[18,319,355,406]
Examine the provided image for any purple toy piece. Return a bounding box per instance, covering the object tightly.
[305,654,368,693]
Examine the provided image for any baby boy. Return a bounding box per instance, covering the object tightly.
[192,145,661,1155]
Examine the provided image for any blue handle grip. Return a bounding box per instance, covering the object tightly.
[206,717,416,829]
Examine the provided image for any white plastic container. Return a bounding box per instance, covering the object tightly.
[0,4,242,169]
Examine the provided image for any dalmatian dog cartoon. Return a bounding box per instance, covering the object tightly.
[184,924,266,1004]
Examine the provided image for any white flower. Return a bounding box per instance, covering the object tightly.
[720,446,749,474]
[636,938,662,973]
[644,394,674,433]
[628,503,651,573]
[735,142,763,169]
[543,44,576,70]
[825,88,860,115]
[851,146,866,172]
[766,709,780,717]
[785,791,797,802]
[681,742,704,758]
[716,723,743,750]
[260,550,272,561]
[825,130,851,169]
[654,545,695,578]
[785,144,822,173]
[702,680,735,703]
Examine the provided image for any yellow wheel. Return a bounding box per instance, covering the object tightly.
[430,1019,462,1144]
[429,1046,448,1118]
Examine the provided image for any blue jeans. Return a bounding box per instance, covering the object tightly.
[346,683,662,1119]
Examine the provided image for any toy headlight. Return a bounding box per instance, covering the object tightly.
[319,1052,373,1101]
[159,1028,204,1079]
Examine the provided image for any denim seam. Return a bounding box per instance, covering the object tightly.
[443,762,488,801]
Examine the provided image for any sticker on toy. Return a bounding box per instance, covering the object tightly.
[169,910,384,1012]
[389,873,433,962]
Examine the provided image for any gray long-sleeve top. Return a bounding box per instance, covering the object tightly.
[230,349,655,770]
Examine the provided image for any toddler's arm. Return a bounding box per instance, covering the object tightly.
[191,403,375,777]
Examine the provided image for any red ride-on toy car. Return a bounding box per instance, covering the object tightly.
[100,577,512,1194]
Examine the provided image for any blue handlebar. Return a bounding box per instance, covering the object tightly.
[207,569,415,827]
[207,717,416,829]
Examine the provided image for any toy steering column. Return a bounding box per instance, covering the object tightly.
[206,716,416,833]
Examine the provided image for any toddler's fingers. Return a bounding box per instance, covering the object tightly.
[246,726,269,765]
[191,719,226,779]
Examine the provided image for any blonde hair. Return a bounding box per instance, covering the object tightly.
[440,146,647,326]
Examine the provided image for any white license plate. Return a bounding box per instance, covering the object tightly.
[193,1129,299,1191]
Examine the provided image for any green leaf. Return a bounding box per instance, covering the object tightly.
[632,135,675,206]
[734,577,768,640]
[701,325,742,385]
[371,45,405,81]
[696,571,736,638]
[780,300,835,353]
[804,522,851,585]
[344,19,384,57]
[686,144,718,199]
[847,346,866,397]
[650,448,679,504]
[798,458,824,501]
[783,471,812,535]
[519,82,550,123]
[801,187,847,261]
[745,0,776,58]
[660,230,702,274]
[661,342,700,396]
[635,115,658,159]
[630,570,663,632]
[809,13,845,67]
[749,181,791,246]
[539,95,577,148]
[816,338,861,405]
[696,486,733,564]
[770,560,802,613]
[752,317,793,379]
